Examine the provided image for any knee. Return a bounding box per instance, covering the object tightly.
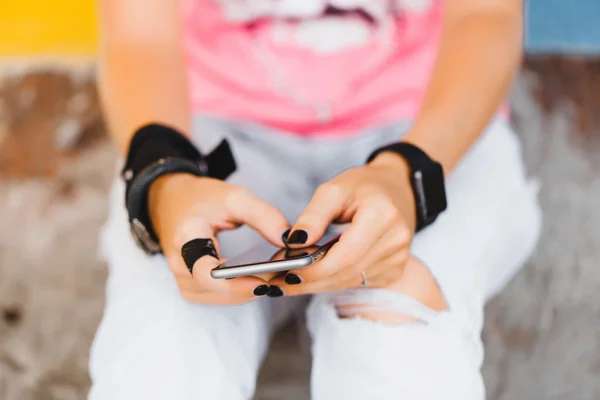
[309,286,485,399]
[334,257,447,324]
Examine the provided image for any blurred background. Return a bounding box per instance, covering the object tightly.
[0,1,599,399]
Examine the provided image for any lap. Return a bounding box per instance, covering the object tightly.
[90,117,541,399]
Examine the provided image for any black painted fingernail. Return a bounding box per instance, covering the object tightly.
[287,230,308,245]
[267,286,284,298]
[181,239,218,274]
[285,274,302,285]
[253,285,271,296]
[281,228,291,246]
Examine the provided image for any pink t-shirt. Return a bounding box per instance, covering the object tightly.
[182,0,442,136]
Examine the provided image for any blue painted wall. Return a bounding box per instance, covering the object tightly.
[525,0,600,55]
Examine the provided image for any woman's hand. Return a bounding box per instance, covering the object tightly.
[269,153,418,295]
[148,173,290,305]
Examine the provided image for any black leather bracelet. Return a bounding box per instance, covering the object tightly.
[126,157,207,254]
[123,123,236,254]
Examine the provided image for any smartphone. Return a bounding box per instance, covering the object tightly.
[210,232,341,279]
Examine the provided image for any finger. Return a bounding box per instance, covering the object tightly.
[285,182,349,247]
[321,225,410,286]
[309,251,407,297]
[181,238,219,275]
[265,276,338,297]
[192,257,271,298]
[157,196,221,279]
[268,258,378,297]
[331,241,409,296]
[165,212,220,254]
[242,244,406,300]
[275,226,410,295]
[178,272,273,300]
[334,256,447,320]
[269,264,367,296]
[170,243,271,299]
[289,203,389,284]
[317,196,411,279]
[351,251,408,290]
[227,187,290,246]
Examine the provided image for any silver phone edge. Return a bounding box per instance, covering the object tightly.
[210,256,313,279]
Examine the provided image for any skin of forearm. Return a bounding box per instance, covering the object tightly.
[403,11,523,174]
[98,43,191,156]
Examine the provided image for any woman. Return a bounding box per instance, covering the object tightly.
[89,0,541,398]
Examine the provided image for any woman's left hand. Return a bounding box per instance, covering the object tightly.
[268,152,418,295]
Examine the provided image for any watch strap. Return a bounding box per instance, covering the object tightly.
[366,142,432,168]
[366,142,446,233]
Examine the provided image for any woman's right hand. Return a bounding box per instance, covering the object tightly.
[148,173,290,305]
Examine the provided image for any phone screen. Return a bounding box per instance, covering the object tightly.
[220,230,341,268]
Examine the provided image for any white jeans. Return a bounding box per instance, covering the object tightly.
[89,117,542,400]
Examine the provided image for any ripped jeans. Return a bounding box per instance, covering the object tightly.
[89,116,541,400]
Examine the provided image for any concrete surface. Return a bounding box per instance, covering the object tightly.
[0,69,599,400]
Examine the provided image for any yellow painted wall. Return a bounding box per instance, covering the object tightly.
[0,1,97,56]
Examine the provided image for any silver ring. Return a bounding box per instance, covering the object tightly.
[361,271,368,288]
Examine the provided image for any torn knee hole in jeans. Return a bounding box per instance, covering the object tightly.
[336,302,425,325]
[332,290,434,325]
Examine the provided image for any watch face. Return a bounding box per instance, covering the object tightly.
[412,162,447,222]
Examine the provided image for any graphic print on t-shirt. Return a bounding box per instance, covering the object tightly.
[211,0,433,54]
[183,0,442,132]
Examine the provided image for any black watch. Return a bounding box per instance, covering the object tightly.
[366,142,447,232]
[123,124,236,255]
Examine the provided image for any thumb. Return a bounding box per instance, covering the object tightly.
[286,183,347,248]
[227,187,290,246]
[161,214,221,280]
